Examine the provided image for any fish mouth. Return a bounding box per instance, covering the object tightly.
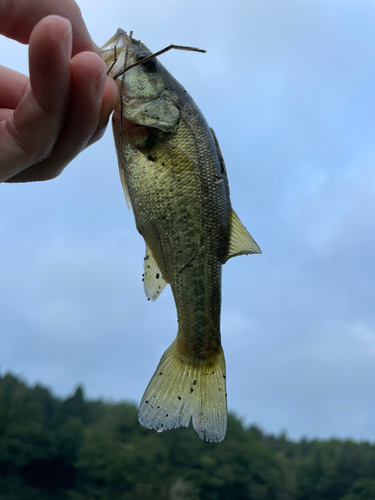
[98,29,149,79]
[97,28,128,75]
[100,29,180,132]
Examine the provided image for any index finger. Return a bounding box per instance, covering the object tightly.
[0,0,96,54]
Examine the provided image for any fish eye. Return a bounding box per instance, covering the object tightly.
[137,51,157,72]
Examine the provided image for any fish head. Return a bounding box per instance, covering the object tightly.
[98,29,180,133]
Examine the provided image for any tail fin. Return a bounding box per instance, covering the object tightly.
[138,340,227,442]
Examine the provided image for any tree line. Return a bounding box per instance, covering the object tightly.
[1,372,375,499]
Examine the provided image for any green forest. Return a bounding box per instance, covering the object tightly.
[1,373,375,500]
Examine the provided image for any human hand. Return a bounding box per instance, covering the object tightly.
[0,0,119,183]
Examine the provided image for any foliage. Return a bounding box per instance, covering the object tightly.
[0,373,374,500]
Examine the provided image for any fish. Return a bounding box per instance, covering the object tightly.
[99,30,261,442]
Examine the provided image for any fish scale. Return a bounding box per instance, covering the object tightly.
[99,29,261,442]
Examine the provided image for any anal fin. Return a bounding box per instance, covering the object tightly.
[144,245,167,301]
[223,209,261,263]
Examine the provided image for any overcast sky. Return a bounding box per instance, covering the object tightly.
[1,0,375,441]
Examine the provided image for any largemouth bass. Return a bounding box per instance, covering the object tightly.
[99,30,261,442]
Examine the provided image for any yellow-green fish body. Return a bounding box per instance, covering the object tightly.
[99,30,261,442]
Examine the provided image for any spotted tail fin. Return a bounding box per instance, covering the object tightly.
[138,339,227,442]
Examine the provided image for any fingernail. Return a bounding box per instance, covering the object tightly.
[95,68,107,103]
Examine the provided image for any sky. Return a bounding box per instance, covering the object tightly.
[1,0,375,442]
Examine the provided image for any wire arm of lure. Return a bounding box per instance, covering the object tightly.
[112,43,206,80]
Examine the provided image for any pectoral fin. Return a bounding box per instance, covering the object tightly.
[223,209,261,263]
[143,246,167,301]
[138,136,196,174]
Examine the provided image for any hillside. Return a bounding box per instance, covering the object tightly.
[1,373,375,499]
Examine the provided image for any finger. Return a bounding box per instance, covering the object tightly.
[28,16,71,114]
[6,53,118,182]
[86,76,119,146]
[0,16,72,182]
[0,65,29,109]
[47,60,119,155]
[0,109,14,121]
[0,0,95,54]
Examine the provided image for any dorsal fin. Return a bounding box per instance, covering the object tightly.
[210,127,228,179]
[143,245,168,301]
[223,209,261,263]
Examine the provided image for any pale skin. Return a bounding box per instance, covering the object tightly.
[0,0,119,183]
